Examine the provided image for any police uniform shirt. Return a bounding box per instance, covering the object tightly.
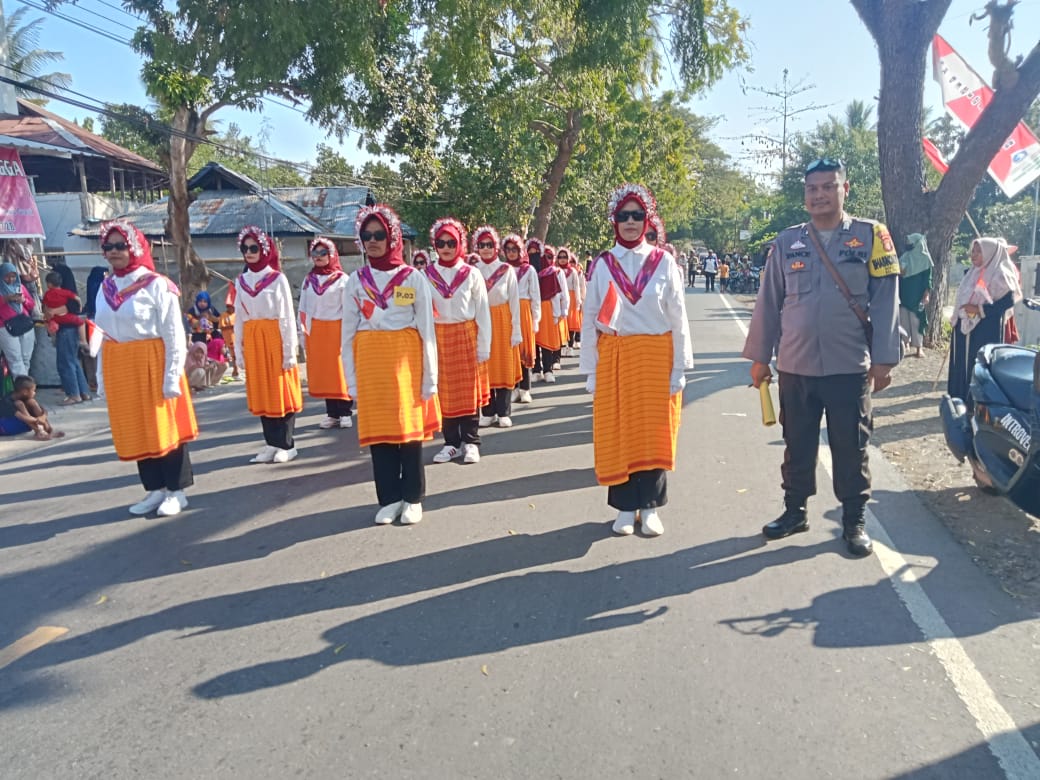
[742,213,901,376]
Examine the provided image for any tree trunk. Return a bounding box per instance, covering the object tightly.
[167,106,209,307]
[531,109,583,241]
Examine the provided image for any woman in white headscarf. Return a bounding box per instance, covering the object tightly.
[898,233,933,358]
[947,237,1022,404]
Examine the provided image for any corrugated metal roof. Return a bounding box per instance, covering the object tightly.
[0,100,163,172]
[272,186,371,237]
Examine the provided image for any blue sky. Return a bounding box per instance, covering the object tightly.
[9,0,1040,177]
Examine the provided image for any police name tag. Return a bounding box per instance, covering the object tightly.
[394,287,416,305]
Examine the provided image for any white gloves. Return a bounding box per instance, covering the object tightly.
[421,382,437,400]
[163,378,182,399]
[283,359,297,371]
[511,337,522,347]
[585,375,596,394]
[477,352,490,364]
[670,369,686,395]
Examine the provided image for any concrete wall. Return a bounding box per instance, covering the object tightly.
[1015,256,1039,347]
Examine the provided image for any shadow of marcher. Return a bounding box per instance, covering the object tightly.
[888,721,1040,779]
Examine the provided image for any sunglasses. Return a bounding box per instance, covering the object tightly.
[434,239,458,249]
[310,248,330,258]
[615,209,646,223]
[504,246,520,253]
[645,232,658,242]
[360,230,387,242]
[805,157,845,174]
[476,241,496,250]
[101,242,129,253]
[241,244,261,255]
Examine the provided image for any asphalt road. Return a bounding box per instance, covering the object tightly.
[2,288,1039,779]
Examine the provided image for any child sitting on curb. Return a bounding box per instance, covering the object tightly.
[0,375,65,440]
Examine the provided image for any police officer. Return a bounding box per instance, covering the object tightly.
[742,158,901,557]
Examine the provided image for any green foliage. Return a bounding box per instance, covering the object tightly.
[308,144,358,187]
[188,123,305,187]
[98,103,171,167]
[2,6,72,105]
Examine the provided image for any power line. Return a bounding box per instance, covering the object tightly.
[90,0,144,22]
[14,0,133,45]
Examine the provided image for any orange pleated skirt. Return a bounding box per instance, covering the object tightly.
[567,290,583,333]
[519,299,536,368]
[102,338,198,461]
[354,329,441,446]
[244,319,303,417]
[306,318,350,400]
[487,303,522,389]
[593,333,682,486]
[536,300,562,351]
[435,319,490,417]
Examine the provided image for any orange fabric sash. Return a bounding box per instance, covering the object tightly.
[306,318,350,400]
[435,319,490,417]
[243,319,303,416]
[487,303,522,389]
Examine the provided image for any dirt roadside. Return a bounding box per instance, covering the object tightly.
[733,294,1040,612]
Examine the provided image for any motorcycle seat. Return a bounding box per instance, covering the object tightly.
[986,346,1038,411]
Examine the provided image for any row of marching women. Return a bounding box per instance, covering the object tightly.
[92,182,691,538]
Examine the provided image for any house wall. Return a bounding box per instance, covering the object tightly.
[1015,257,1039,347]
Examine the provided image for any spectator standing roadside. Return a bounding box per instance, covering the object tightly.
[718,256,730,293]
[742,157,901,558]
[898,233,933,359]
[42,271,91,404]
[0,261,39,377]
[702,252,718,292]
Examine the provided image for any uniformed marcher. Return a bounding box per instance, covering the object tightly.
[742,158,901,557]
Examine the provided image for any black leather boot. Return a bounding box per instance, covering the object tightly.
[763,500,808,540]
[841,502,873,557]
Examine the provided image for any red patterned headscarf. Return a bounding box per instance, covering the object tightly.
[431,217,467,267]
[307,237,343,276]
[100,220,155,278]
[472,225,501,264]
[237,226,280,272]
[607,183,657,249]
[356,204,405,272]
[501,233,527,268]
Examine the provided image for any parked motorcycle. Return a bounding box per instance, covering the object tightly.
[939,300,1040,516]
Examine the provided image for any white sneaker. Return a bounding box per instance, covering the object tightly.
[641,509,664,536]
[250,445,277,464]
[552,362,561,371]
[518,390,533,404]
[479,415,495,428]
[433,445,460,463]
[561,346,571,357]
[272,447,298,463]
[533,372,544,382]
[374,500,403,525]
[129,490,165,516]
[544,371,556,384]
[340,416,353,428]
[401,502,423,524]
[156,494,182,517]
[168,490,189,510]
[612,511,636,535]
[318,416,339,429]
[462,443,480,464]
[497,416,513,428]
[511,388,521,402]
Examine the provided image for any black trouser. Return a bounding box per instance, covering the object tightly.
[370,442,424,505]
[137,444,194,492]
[607,469,667,511]
[568,329,580,347]
[517,366,531,391]
[704,272,716,291]
[260,413,296,450]
[325,398,354,418]
[482,388,512,419]
[534,346,559,374]
[778,371,872,506]
[443,414,480,448]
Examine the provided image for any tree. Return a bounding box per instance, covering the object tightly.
[308,144,357,188]
[98,102,170,167]
[48,0,388,304]
[189,123,305,187]
[849,0,1040,343]
[2,5,71,105]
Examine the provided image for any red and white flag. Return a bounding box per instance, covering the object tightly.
[922,138,949,175]
[597,281,621,332]
[86,320,105,358]
[932,34,1040,198]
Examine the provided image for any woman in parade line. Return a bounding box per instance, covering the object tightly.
[426,217,492,465]
[341,204,439,525]
[0,261,39,378]
[533,243,568,383]
[557,246,584,356]
[412,249,430,270]
[502,233,540,404]
[948,236,1022,405]
[234,226,303,464]
[298,237,354,429]
[94,221,198,517]
[579,183,692,537]
[473,225,521,428]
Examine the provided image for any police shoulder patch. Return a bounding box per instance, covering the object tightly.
[868,222,899,278]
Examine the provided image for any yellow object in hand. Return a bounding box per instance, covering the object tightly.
[760,380,776,427]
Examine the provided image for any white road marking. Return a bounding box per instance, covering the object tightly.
[716,291,1040,779]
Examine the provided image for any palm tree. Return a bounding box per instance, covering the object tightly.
[843,99,875,131]
[2,5,72,106]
